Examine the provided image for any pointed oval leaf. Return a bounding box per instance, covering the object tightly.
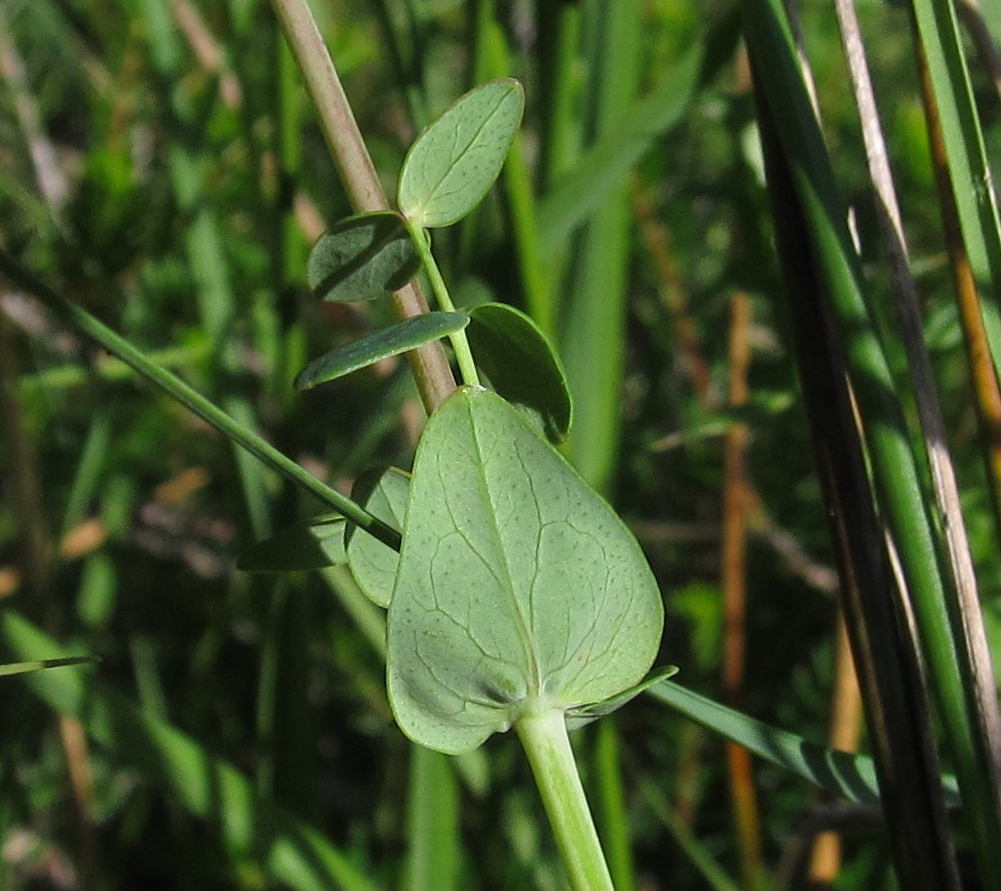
[346,467,410,608]
[467,302,572,442]
[294,312,469,391]
[565,665,678,730]
[307,211,421,302]
[387,387,664,754]
[237,515,347,572]
[398,80,525,228]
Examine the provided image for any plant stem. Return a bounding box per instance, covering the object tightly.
[0,249,402,552]
[515,709,615,891]
[405,219,480,387]
[267,0,456,413]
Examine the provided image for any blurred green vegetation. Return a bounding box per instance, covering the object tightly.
[1,0,999,888]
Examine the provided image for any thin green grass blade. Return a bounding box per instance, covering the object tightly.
[559,0,641,496]
[640,777,742,891]
[908,0,1001,303]
[536,42,703,257]
[0,249,401,551]
[0,656,97,677]
[647,680,959,808]
[404,746,459,891]
[0,610,377,891]
[742,0,1001,880]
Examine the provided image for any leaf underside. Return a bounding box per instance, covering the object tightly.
[398,79,525,229]
[237,515,347,572]
[346,467,410,608]
[467,302,573,443]
[387,387,664,754]
[307,211,420,302]
[294,312,469,391]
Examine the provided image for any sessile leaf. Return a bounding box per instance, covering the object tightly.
[387,387,663,754]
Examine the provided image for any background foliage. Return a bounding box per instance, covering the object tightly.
[1,0,999,888]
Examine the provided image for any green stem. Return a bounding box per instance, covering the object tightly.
[0,249,402,552]
[405,219,480,387]
[515,709,615,891]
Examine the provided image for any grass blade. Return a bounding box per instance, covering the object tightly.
[0,610,377,891]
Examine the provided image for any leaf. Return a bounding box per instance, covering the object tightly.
[398,80,525,228]
[0,656,97,678]
[387,387,664,754]
[294,312,469,391]
[346,467,410,608]
[467,302,572,443]
[565,665,678,730]
[307,212,420,302]
[237,515,347,572]
[646,679,962,809]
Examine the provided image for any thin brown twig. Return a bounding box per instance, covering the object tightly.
[721,292,765,890]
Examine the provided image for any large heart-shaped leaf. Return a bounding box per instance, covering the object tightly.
[397,80,525,229]
[294,312,469,391]
[387,387,663,754]
[467,302,572,443]
[307,211,420,302]
[346,467,409,608]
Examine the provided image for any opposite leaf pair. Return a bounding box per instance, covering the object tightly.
[241,386,667,754]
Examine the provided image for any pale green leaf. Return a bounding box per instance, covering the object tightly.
[346,467,409,608]
[294,312,469,391]
[468,302,573,443]
[398,80,525,228]
[387,387,664,754]
[307,211,420,302]
[565,666,678,729]
[237,515,347,572]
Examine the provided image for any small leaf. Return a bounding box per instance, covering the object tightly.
[387,387,664,754]
[237,515,347,572]
[295,312,469,391]
[307,211,420,302]
[398,79,525,228]
[0,656,98,678]
[467,303,572,442]
[565,666,678,730]
[346,467,409,608]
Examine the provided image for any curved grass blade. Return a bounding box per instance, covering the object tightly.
[346,467,409,608]
[0,610,376,891]
[0,249,400,551]
[294,311,469,391]
[467,302,573,443]
[398,79,525,229]
[237,515,347,572]
[646,679,960,809]
[307,211,421,302]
